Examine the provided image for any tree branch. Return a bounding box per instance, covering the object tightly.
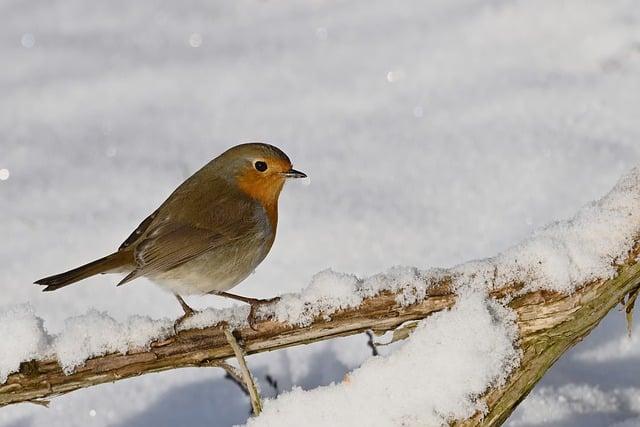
[224,328,262,415]
[457,244,640,426]
[0,282,457,407]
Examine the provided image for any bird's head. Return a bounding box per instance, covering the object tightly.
[216,143,306,209]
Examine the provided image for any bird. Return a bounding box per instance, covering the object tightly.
[35,143,307,327]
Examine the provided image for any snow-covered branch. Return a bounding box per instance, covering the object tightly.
[2,168,640,426]
[0,282,459,407]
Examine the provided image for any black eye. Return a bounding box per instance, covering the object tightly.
[254,161,268,172]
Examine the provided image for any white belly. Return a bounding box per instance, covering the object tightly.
[146,236,271,296]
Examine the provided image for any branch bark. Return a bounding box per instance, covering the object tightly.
[2,224,640,426]
[456,244,640,426]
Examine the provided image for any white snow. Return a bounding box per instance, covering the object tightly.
[0,309,173,380]
[54,311,173,374]
[0,305,48,383]
[268,267,432,326]
[246,290,520,427]
[178,306,249,331]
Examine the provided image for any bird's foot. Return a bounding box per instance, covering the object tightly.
[173,294,198,333]
[174,308,197,332]
[247,296,281,331]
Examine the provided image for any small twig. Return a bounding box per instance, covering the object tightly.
[27,399,50,408]
[224,328,263,415]
[365,331,379,356]
[625,286,640,337]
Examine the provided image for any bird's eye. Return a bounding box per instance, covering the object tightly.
[254,161,268,172]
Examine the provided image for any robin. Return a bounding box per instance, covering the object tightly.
[35,143,307,327]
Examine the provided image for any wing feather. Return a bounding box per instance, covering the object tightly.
[117,223,229,286]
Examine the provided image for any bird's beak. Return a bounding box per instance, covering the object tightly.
[283,168,307,179]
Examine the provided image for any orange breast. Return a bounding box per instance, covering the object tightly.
[236,174,284,229]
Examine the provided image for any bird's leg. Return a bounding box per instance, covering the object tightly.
[174,294,197,330]
[214,291,263,305]
[211,291,281,330]
[175,294,196,315]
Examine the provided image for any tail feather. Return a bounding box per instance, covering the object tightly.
[35,252,130,291]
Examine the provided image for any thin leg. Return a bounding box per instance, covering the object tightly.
[175,294,195,316]
[223,328,263,415]
[625,286,640,337]
[174,294,197,331]
[213,291,263,305]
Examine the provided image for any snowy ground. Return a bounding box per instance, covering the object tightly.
[1,0,640,425]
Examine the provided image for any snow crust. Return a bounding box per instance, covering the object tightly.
[246,290,520,427]
[54,311,173,373]
[269,267,434,326]
[0,309,173,379]
[177,306,249,331]
[0,305,49,383]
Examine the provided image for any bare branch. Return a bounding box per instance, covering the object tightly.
[224,328,262,416]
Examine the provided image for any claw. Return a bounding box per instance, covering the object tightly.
[247,297,281,331]
[625,286,640,338]
[174,309,198,334]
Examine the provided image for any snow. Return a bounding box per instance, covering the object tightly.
[268,267,433,326]
[178,306,249,331]
[0,308,173,379]
[53,311,173,374]
[247,290,520,427]
[0,305,48,383]
[2,0,640,425]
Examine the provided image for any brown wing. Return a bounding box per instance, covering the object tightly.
[119,174,240,251]
[117,222,229,285]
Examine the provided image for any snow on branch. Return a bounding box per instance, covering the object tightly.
[1,167,640,426]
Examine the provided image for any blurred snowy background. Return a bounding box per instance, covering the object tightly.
[1,0,640,425]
